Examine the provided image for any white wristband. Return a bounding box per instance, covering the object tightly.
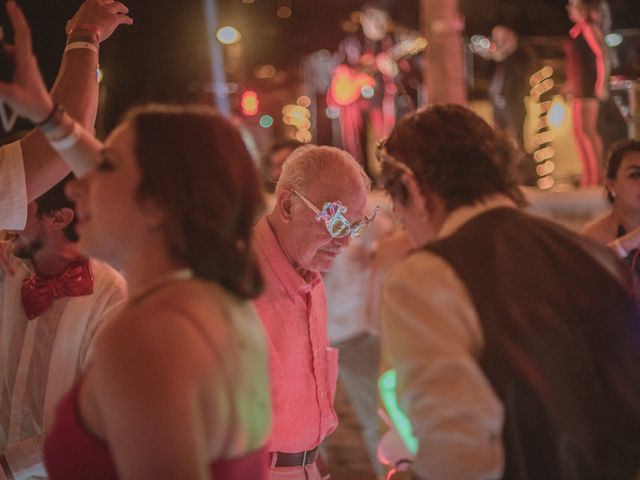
[49,121,82,150]
[612,238,629,258]
[64,41,98,54]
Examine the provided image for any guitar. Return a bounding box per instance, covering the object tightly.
[328,37,427,107]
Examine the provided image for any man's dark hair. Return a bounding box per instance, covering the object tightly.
[269,139,304,155]
[35,173,78,242]
[605,139,640,203]
[379,104,525,212]
[124,103,264,299]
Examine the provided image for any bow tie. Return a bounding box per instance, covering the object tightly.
[21,258,94,320]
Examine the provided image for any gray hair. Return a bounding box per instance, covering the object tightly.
[275,145,371,198]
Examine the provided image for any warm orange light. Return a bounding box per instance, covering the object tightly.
[537,176,555,190]
[295,129,312,143]
[534,146,555,163]
[277,6,292,18]
[241,90,259,116]
[296,95,311,107]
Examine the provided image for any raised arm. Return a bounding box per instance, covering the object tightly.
[0,0,132,206]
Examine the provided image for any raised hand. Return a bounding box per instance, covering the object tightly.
[65,0,133,43]
[0,1,53,123]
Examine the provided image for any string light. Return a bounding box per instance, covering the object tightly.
[295,129,312,143]
[534,146,556,163]
[533,131,554,146]
[537,176,555,190]
[529,66,557,190]
[283,102,313,142]
[536,160,556,177]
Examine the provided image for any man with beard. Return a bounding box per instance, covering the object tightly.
[0,174,126,480]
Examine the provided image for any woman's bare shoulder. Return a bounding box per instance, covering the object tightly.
[92,281,222,375]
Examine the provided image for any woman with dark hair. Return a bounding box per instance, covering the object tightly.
[0,3,270,478]
[564,0,610,187]
[581,139,640,273]
[377,104,525,247]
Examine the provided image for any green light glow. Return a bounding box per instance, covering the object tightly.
[379,369,418,455]
[259,114,274,128]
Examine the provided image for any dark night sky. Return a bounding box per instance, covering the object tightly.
[1,0,639,134]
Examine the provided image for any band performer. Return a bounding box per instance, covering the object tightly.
[328,2,423,173]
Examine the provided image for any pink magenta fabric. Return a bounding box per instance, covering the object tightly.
[42,379,268,479]
[252,218,339,453]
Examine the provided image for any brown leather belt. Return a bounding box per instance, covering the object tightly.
[271,447,319,467]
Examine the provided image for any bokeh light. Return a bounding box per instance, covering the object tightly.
[216,26,241,45]
[259,115,274,128]
[277,6,292,18]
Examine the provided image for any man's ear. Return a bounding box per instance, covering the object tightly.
[45,208,75,231]
[276,189,294,223]
[401,172,426,209]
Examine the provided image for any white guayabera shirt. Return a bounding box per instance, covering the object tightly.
[0,257,126,480]
[0,141,28,231]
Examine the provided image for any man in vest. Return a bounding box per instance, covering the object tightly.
[378,104,640,480]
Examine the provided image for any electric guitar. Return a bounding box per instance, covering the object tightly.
[328,37,427,107]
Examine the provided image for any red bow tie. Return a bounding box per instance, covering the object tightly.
[21,258,94,320]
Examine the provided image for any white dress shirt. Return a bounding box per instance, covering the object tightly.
[382,196,518,480]
[0,142,28,231]
[325,190,396,344]
[0,256,127,480]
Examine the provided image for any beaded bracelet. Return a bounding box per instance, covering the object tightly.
[35,104,65,133]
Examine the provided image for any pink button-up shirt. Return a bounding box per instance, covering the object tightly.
[252,217,339,453]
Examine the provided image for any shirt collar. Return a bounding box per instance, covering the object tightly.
[254,217,322,299]
[438,194,517,240]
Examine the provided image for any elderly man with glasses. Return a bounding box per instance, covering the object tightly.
[252,145,374,480]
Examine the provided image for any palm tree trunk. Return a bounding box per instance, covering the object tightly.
[420,0,467,105]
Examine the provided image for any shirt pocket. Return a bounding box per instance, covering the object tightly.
[325,346,339,405]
